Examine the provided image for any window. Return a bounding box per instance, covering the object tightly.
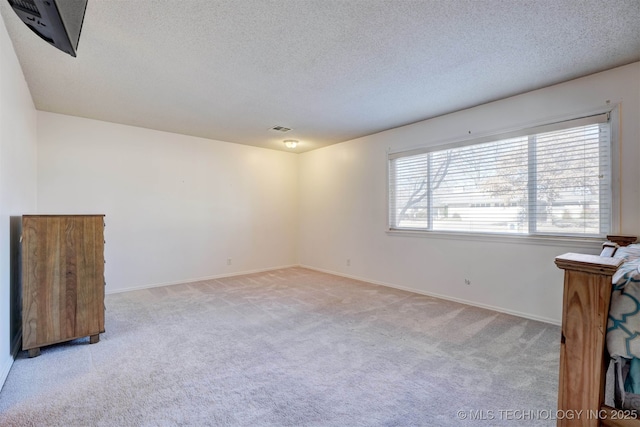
[388,113,612,237]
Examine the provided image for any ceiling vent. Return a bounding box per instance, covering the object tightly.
[269,125,292,133]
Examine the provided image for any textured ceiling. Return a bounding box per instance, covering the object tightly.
[1,0,639,153]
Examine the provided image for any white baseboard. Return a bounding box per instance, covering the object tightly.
[299,264,560,326]
[1,328,22,392]
[107,263,560,324]
[0,355,13,392]
[105,264,300,295]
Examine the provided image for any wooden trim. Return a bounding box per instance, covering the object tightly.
[555,253,624,427]
[606,235,637,247]
[555,253,623,275]
[22,214,105,218]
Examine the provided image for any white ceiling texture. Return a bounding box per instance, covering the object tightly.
[1,0,639,153]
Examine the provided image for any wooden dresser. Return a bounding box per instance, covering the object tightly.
[21,215,105,357]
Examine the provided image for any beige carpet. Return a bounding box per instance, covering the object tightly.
[0,267,560,426]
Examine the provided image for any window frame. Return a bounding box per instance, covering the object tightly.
[386,106,620,243]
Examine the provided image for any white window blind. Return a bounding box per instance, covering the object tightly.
[388,113,611,237]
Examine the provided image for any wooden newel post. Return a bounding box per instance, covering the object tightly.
[555,253,623,427]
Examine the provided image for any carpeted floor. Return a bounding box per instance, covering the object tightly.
[0,267,560,426]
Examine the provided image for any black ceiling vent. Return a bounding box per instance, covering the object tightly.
[7,0,88,57]
[270,126,292,133]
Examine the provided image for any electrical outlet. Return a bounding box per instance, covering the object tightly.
[227,258,232,266]
[346,258,351,267]
[464,279,471,285]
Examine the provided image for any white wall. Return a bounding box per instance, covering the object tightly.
[37,112,298,293]
[299,62,640,324]
[0,16,38,387]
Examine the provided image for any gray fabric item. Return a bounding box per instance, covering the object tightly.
[613,356,640,411]
[0,267,560,426]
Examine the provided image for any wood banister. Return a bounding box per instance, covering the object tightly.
[606,235,637,247]
[555,253,624,427]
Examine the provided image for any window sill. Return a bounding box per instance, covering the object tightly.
[385,229,605,250]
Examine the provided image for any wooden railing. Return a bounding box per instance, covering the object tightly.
[555,235,638,427]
